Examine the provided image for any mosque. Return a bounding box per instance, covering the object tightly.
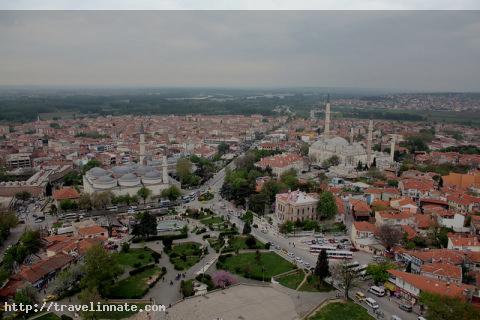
[308,99,395,177]
[82,124,172,196]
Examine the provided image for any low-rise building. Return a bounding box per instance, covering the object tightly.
[387,269,474,304]
[275,190,318,223]
[255,153,304,177]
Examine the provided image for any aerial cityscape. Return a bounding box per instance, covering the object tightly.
[1,7,480,320]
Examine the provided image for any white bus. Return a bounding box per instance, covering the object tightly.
[309,245,337,253]
[309,245,353,259]
[327,250,353,259]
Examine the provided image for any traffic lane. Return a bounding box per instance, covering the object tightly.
[228,213,417,320]
[358,286,417,320]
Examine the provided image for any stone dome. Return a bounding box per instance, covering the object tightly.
[86,167,108,178]
[118,173,141,187]
[135,165,155,176]
[142,169,163,184]
[93,175,117,189]
[112,166,132,176]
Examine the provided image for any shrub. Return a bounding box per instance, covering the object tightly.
[180,280,194,297]
[129,263,155,276]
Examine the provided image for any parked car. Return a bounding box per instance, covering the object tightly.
[355,291,366,301]
[365,297,379,309]
[399,304,413,312]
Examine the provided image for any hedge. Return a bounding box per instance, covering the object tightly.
[131,232,188,243]
[129,263,155,276]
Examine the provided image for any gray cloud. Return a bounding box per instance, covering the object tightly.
[0,11,479,91]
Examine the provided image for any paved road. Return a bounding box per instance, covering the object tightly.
[185,162,418,320]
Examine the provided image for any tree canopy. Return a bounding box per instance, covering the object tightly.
[316,191,338,220]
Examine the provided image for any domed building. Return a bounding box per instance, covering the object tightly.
[118,173,141,187]
[92,175,117,190]
[308,101,393,176]
[83,161,174,196]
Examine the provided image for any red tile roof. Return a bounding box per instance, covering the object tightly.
[18,254,73,284]
[78,226,108,237]
[421,262,462,280]
[353,221,377,233]
[53,187,80,201]
[388,269,473,298]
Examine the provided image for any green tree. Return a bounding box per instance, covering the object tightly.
[316,191,338,220]
[334,261,360,300]
[14,284,38,305]
[245,235,257,249]
[91,191,113,209]
[314,249,330,281]
[137,186,152,204]
[81,244,120,297]
[322,155,340,168]
[78,193,92,211]
[242,221,252,235]
[132,211,157,239]
[161,185,182,201]
[82,159,102,174]
[217,142,230,155]
[419,292,480,320]
[176,158,193,180]
[60,199,78,211]
[366,262,396,285]
[15,191,31,202]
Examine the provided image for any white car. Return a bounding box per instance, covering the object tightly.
[287,252,295,258]
[295,257,303,264]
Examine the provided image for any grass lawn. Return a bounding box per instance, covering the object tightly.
[224,235,266,252]
[114,248,154,268]
[277,270,305,290]
[207,237,225,252]
[33,313,61,320]
[299,275,334,292]
[107,267,163,299]
[309,302,373,320]
[217,252,296,280]
[167,242,203,270]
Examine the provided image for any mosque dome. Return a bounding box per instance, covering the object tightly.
[118,173,141,187]
[142,169,163,184]
[92,175,117,189]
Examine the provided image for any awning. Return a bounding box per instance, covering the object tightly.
[384,282,396,292]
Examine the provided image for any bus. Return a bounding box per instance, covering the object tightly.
[327,250,353,259]
[309,245,337,253]
[345,261,360,269]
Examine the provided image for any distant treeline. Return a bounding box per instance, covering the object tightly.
[340,109,426,121]
[0,95,290,122]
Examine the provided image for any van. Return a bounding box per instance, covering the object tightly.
[355,291,366,301]
[368,285,386,297]
[365,297,379,309]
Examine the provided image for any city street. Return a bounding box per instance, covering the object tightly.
[188,162,418,320]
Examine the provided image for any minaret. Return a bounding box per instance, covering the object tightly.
[162,155,169,184]
[350,128,354,144]
[366,120,373,165]
[324,95,331,139]
[390,134,396,163]
[139,123,146,165]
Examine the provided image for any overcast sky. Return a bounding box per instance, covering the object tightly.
[1,11,480,91]
[1,0,480,10]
